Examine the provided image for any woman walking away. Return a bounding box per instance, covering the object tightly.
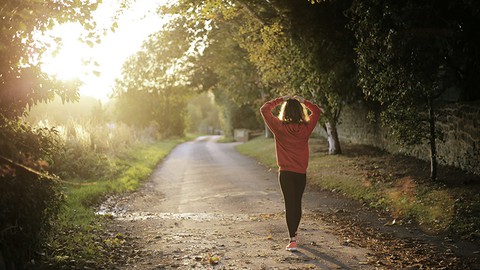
[260,95,321,252]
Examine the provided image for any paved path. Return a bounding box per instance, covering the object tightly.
[106,136,375,269]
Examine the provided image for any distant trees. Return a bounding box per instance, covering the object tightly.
[190,16,265,137]
[112,17,194,138]
[186,92,222,134]
[114,4,266,138]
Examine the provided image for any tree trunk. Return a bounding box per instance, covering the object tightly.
[0,250,6,270]
[325,121,342,155]
[428,99,438,181]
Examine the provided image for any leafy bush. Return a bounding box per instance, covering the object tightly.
[51,143,120,180]
[0,173,61,269]
[0,116,62,269]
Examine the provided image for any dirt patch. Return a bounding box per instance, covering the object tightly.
[339,141,480,187]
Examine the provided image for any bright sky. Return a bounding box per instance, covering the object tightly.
[40,0,171,101]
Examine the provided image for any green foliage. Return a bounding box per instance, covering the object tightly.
[1,98,153,268]
[203,27,264,133]
[174,0,361,153]
[234,1,360,118]
[350,1,432,144]
[0,174,62,269]
[50,119,149,180]
[350,0,480,142]
[53,143,120,180]
[0,0,100,117]
[0,115,61,165]
[0,117,63,269]
[349,0,480,179]
[26,97,142,180]
[167,2,279,134]
[0,1,101,266]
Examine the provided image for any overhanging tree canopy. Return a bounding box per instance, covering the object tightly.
[172,0,361,154]
[350,0,480,180]
[0,0,100,119]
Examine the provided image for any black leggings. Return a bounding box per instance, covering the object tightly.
[279,171,306,238]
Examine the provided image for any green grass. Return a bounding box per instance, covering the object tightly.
[235,136,278,168]
[216,136,237,143]
[236,136,480,238]
[43,139,183,268]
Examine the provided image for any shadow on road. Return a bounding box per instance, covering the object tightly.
[295,245,356,270]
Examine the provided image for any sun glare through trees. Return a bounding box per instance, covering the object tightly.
[38,0,171,101]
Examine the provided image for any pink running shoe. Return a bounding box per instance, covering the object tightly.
[286,241,298,251]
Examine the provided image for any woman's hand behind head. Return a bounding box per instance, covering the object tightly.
[293,95,305,103]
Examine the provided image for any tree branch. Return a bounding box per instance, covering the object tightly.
[0,155,99,186]
[0,154,56,180]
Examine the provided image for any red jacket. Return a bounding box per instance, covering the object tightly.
[260,98,321,174]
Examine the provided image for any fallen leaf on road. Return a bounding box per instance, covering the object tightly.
[208,253,221,265]
[384,219,396,226]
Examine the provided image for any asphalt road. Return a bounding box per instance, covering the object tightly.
[148,135,284,215]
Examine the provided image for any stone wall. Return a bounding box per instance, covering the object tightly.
[319,101,480,175]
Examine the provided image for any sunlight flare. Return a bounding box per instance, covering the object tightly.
[39,0,172,101]
[41,23,91,81]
